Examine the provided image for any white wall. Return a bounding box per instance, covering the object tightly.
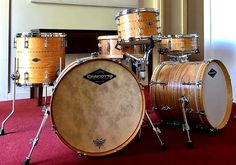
[204,0,236,102]
[1,0,123,101]
[0,0,10,101]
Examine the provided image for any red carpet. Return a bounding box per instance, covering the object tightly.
[0,90,236,165]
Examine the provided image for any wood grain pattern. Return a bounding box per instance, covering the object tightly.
[150,60,232,129]
[15,36,65,84]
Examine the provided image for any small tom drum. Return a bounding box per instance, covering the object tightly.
[115,8,160,44]
[14,32,66,85]
[51,58,145,156]
[159,34,199,56]
[97,35,144,58]
[97,35,123,58]
[150,60,232,129]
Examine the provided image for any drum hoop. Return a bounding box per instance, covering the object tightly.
[16,32,66,38]
[167,34,198,38]
[97,35,118,40]
[50,58,145,156]
[203,60,233,129]
[115,8,159,19]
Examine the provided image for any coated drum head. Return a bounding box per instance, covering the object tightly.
[202,60,232,129]
[51,59,145,156]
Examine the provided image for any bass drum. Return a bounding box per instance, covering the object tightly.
[150,60,232,129]
[51,58,145,156]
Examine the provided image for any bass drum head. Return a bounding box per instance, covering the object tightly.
[202,60,232,129]
[51,59,145,156]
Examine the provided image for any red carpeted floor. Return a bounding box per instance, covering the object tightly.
[0,90,236,165]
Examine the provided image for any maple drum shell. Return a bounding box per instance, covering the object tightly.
[51,58,145,156]
[97,35,144,58]
[98,35,123,58]
[14,33,66,85]
[150,60,232,129]
[159,34,199,56]
[116,8,160,44]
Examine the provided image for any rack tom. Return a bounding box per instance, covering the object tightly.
[14,32,66,85]
[115,8,160,44]
[159,34,199,56]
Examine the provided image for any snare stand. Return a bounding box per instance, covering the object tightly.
[124,37,167,151]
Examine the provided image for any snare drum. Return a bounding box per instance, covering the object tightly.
[51,58,145,156]
[14,32,66,85]
[150,60,232,129]
[115,8,160,44]
[159,34,199,56]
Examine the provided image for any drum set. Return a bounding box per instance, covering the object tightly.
[0,7,233,165]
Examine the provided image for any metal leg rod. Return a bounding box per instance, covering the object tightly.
[24,84,49,165]
[145,111,167,151]
[179,96,193,148]
[0,79,16,136]
[24,106,50,165]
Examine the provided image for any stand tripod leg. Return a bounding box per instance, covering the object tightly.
[145,112,167,151]
[24,106,50,165]
[0,76,16,136]
[179,96,193,148]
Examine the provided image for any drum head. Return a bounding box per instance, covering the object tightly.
[51,59,144,156]
[202,60,232,129]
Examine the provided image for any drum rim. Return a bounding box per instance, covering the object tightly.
[166,34,199,38]
[16,32,66,37]
[50,58,145,156]
[115,8,159,19]
[202,60,233,129]
[97,35,118,40]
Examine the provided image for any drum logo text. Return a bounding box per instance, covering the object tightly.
[84,69,116,85]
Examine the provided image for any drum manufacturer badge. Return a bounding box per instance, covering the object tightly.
[93,138,106,149]
[208,68,217,78]
[84,69,116,85]
[32,58,40,62]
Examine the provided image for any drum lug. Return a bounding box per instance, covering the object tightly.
[44,37,48,48]
[152,106,158,111]
[197,111,205,116]
[51,124,58,134]
[196,80,202,87]
[185,108,193,113]
[24,72,29,83]
[161,106,171,111]
[13,37,17,48]
[182,81,202,87]
[149,80,168,86]
[24,37,29,48]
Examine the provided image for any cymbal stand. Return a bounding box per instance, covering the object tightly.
[179,96,193,148]
[124,42,167,151]
[0,58,19,136]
